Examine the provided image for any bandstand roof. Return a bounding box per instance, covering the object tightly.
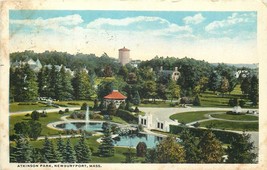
[104,90,127,100]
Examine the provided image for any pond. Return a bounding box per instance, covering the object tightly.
[113,133,163,148]
[55,122,103,131]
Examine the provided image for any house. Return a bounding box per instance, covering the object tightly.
[103,90,127,108]
[158,66,181,81]
[11,58,42,72]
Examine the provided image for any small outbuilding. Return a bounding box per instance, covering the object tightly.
[104,90,127,108]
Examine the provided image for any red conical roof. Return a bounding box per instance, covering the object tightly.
[104,90,127,100]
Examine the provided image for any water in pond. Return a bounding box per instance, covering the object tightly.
[55,122,103,131]
[113,133,163,148]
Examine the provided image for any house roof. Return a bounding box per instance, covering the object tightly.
[104,90,127,100]
[119,47,130,51]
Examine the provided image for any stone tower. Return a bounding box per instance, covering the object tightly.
[118,47,130,66]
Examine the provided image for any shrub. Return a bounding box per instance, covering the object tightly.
[67,102,80,105]
[193,122,200,128]
[138,124,144,132]
[25,113,30,117]
[40,110,47,117]
[81,102,88,110]
[170,103,176,107]
[134,106,140,113]
[65,108,69,113]
[31,110,40,121]
[107,102,117,115]
[91,113,104,120]
[58,110,64,114]
[136,142,147,157]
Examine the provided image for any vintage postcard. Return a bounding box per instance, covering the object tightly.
[1,0,267,170]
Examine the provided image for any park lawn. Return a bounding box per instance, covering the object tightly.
[199,120,258,131]
[53,100,94,107]
[211,113,259,121]
[170,111,224,124]
[10,112,68,136]
[139,101,173,108]
[15,136,144,163]
[111,116,128,125]
[9,102,55,112]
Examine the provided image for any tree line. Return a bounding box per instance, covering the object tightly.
[10,51,259,106]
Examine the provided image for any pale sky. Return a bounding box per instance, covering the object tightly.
[9,10,257,64]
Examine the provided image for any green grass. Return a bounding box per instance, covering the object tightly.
[10,112,68,136]
[53,100,94,107]
[170,111,223,123]
[198,85,253,108]
[111,116,128,124]
[139,101,173,108]
[199,120,258,131]
[211,113,258,121]
[9,102,55,112]
[11,136,144,163]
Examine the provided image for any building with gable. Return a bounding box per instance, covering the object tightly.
[158,66,181,81]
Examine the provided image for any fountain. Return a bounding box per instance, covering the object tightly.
[85,105,90,130]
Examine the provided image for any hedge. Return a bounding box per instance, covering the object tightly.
[170,125,242,144]
[116,109,138,124]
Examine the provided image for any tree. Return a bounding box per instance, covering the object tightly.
[12,136,33,163]
[193,76,209,94]
[98,122,114,157]
[167,80,180,102]
[249,75,259,106]
[47,65,57,99]
[72,69,92,100]
[14,122,30,137]
[56,136,66,162]
[38,66,50,97]
[103,65,113,77]
[193,95,201,106]
[157,83,168,100]
[136,142,147,157]
[42,136,60,163]
[226,133,257,163]
[219,76,229,95]
[65,138,77,163]
[208,71,221,93]
[142,80,157,101]
[28,120,42,140]
[240,76,251,95]
[180,129,201,163]
[107,101,117,116]
[31,110,40,121]
[125,147,136,163]
[75,134,92,163]
[118,66,128,81]
[145,148,157,163]
[198,131,224,163]
[156,135,186,163]
[57,66,73,100]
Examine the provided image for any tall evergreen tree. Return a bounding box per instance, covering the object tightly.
[42,136,60,163]
[57,66,73,100]
[98,122,114,157]
[198,131,224,163]
[226,133,257,163]
[38,66,50,97]
[72,69,92,100]
[65,138,77,163]
[240,76,251,95]
[75,134,92,163]
[56,136,66,162]
[48,65,57,99]
[12,136,33,163]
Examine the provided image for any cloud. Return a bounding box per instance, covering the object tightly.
[183,13,205,25]
[205,12,256,33]
[87,16,192,35]
[10,14,84,34]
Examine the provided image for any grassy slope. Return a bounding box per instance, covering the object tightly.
[10,112,68,136]
[211,114,258,121]
[9,102,55,112]
[199,120,258,131]
[170,111,224,124]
